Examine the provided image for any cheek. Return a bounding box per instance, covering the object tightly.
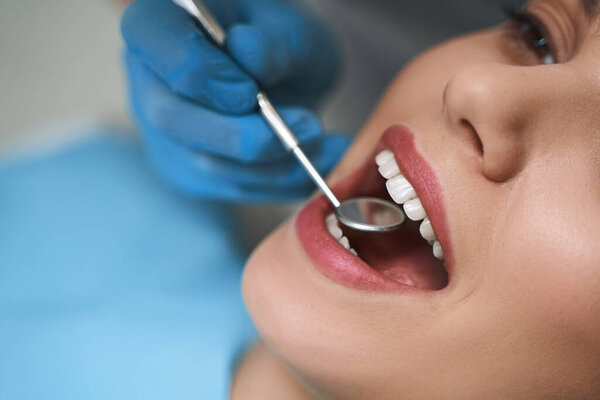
[488,183,600,368]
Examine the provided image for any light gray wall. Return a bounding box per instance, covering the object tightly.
[0,0,129,151]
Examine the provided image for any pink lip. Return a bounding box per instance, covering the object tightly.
[295,125,453,292]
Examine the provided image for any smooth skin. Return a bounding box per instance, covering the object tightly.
[240,0,600,398]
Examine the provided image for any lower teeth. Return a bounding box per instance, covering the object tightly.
[326,213,358,256]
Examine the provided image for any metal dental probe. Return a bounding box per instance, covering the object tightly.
[172,0,406,233]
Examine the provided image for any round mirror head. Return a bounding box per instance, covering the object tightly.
[335,197,406,233]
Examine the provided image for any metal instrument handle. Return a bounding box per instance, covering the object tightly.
[257,93,340,207]
[172,0,226,46]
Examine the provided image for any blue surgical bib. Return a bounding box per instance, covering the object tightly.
[0,132,257,399]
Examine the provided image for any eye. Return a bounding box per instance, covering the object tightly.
[504,6,556,65]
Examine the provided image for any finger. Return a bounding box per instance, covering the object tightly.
[187,134,349,187]
[121,0,257,114]
[227,0,306,87]
[227,0,340,89]
[141,127,348,202]
[126,53,326,163]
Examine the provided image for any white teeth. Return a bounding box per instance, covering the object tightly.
[325,213,359,256]
[432,241,444,260]
[327,224,343,240]
[378,158,401,179]
[339,236,350,249]
[419,217,436,242]
[403,198,426,221]
[375,150,395,166]
[326,213,337,226]
[386,175,417,204]
[326,214,343,239]
[375,150,446,263]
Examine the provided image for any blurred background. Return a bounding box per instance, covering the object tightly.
[0,1,128,154]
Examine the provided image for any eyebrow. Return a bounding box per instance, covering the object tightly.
[581,0,600,18]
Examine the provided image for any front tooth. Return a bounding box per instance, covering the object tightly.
[386,175,417,204]
[375,150,394,166]
[419,217,436,241]
[403,198,426,221]
[349,248,358,256]
[378,158,401,179]
[432,241,444,260]
[339,236,350,249]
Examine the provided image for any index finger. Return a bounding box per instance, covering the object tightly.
[121,0,258,114]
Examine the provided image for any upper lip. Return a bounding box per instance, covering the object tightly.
[378,125,454,271]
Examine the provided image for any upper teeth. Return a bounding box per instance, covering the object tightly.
[378,157,401,179]
[386,175,416,204]
[376,150,445,261]
[403,198,426,221]
[419,217,436,242]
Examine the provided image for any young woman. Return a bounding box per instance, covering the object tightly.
[238,0,600,398]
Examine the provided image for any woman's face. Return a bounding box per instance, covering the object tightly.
[243,0,600,398]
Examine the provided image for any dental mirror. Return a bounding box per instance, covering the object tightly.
[335,197,406,233]
[172,0,406,233]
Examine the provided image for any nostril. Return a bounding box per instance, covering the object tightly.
[460,119,484,157]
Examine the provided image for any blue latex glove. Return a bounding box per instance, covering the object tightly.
[121,0,349,202]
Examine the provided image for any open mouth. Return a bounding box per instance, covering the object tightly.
[295,125,452,292]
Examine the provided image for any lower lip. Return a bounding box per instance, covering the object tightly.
[295,126,444,293]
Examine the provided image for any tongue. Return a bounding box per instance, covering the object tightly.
[345,221,448,290]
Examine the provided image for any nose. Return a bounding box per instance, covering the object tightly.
[443,63,541,182]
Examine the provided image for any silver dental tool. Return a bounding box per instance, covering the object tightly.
[172,0,406,233]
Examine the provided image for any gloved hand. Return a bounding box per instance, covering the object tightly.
[121,0,349,202]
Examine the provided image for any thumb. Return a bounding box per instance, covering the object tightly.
[226,0,318,87]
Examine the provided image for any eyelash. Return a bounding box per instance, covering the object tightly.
[503,6,556,64]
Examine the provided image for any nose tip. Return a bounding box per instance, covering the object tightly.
[444,63,528,182]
